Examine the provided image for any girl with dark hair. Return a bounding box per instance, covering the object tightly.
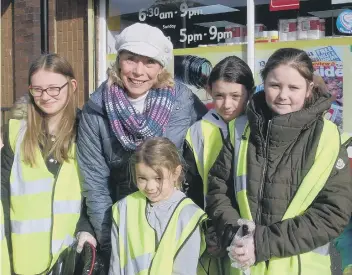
[206,48,352,275]
[184,55,255,210]
[183,55,255,274]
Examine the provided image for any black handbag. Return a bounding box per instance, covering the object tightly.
[51,242,105,275]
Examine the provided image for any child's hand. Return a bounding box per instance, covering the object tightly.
[227,219,256,272]
[344,265,352,275]
[227,235,256,269]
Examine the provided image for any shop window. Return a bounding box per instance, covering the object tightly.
[106,0,352,131]
[107,0,249,50]
[254,0,352,43]
[254,0,352,130]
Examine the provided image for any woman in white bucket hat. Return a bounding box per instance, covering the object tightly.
[74,23,207,269]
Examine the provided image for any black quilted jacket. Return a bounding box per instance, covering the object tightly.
[206,91,352,263]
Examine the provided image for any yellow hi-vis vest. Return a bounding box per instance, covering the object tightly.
[186,115,248,275]
[185,115,248,203]
[111,191,207,275]
[232,118,347,275]
[1,200,11,275]
[8,119,82,274]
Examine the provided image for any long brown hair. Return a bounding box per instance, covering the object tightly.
[130,137,185,189]
[23,53,77,166]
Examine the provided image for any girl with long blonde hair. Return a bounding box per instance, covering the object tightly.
[1,53,94,274]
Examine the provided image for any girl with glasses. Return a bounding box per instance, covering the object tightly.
[1,53,92,274]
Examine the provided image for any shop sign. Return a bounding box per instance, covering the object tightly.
[336,9,352,34]
[270,0,300,11]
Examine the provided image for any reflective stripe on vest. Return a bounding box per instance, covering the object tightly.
[111,191,206,275]
[186,120,223,208]
[186,115,248,207]
[1,200,11,275]
[8,119,82,274]
[232,119,341,275]
[230,115,249,205]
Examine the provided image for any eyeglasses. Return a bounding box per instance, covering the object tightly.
[29,82,68,97]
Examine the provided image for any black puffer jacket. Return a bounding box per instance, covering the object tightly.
[206,91,352,263]
[75,81,207,252]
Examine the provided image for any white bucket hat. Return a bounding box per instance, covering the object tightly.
[115,23,173,67]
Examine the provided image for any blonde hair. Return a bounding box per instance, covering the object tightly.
[107,53,174,89]
[130,137,185,190]
[23,53,77,166]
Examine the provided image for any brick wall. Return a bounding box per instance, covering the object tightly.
[56,0,88,108]
[1,1,14,107]
[1,0,89,109]
[1,0,42,107]
[48,0,56,52]
[13,0,42,100]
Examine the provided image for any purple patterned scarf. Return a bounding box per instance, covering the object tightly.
[104,83,176,151]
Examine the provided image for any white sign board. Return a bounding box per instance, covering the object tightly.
[332,0,352,4]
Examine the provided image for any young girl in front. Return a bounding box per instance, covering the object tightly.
[109,137,207,275]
